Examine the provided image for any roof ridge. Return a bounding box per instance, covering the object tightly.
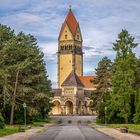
[61,71,84,87]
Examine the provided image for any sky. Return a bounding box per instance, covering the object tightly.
[0,0,140,87]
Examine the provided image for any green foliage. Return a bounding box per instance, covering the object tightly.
[90,57,112,123]
[0,125,18,137]
[107,29,138,124]
[0,113,5,129]
[134,60,140,123]
[0,24,52,125]
[90,29,139,124]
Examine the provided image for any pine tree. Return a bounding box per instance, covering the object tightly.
[0,24,52,124]
[0,24,15,111]
[134,59,140,123]
[109,29,138,124]
[90,56,112,123]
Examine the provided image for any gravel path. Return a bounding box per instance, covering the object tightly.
[96,127,140,140]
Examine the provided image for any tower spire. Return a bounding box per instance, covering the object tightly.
[69,4,72,9]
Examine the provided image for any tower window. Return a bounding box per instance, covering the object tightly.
[61,46,64,50]
[65,34,67,39]
[77,35,79,40]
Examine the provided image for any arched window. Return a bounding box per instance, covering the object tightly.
[77,35,79,40]
[65,34,67,39]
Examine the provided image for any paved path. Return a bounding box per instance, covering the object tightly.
[0,127,46,140]
[97,127,140,140]
[28,116,113,140]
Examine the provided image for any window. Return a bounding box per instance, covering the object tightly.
[61,46,64,50]
[77,35,79,40]
[65,34,67,39]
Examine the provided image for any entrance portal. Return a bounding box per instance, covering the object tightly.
[65,101,73,115]
[52,100,61,115]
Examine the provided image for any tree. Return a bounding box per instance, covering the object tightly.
[0,24,52,125]
[134,59,140,123]
[0,24,15,111]
[90,56,112,123]
[108,29,138,124]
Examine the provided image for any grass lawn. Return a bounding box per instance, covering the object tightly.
[0,125,18,137]
[0,118,52,137]
[31,121,51,127]
[93,123,140,133]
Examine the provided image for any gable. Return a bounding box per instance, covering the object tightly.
[75,26,82,41]
[59,23,73,41]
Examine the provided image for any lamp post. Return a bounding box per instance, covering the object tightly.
[105,106,107,125]
[23,102,27,127]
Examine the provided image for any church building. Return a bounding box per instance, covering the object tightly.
[51,7,96,115]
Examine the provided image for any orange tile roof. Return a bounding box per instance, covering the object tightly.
[79,76,97,88]
[59,8,78,38]
[65,8,78,35]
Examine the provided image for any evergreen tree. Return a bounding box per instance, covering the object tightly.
[134,59,140,123]
[0,24,15,111]
[108,29,138,124]
[0,24,52,125]
[90,56,112,123]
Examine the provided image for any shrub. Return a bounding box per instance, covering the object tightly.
[0,113,5,129]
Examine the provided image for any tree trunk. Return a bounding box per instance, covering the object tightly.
[10,70,19,125]
[125,117,128,124]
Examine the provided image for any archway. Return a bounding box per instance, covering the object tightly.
[52,100,61,115]
[65,101,73,115]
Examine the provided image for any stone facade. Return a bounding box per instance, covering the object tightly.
[50,8,96,115]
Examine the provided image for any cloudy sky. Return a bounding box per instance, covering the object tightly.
[0,0,140,87]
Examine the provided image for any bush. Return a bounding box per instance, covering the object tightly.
[96,117,105,124]
[0,113,5,129]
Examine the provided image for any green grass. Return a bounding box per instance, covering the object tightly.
[0,125,19,137]
[31,117,53,127]
[31,122,49,127]
[93,123,140,133]
[0,118,52,137]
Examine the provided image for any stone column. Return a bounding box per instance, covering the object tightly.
[61,105,66,115]
[73,105,77,115]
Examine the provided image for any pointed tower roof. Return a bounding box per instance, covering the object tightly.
[61,71,84,87]
[59,8,79,38]
[65,8,78,35]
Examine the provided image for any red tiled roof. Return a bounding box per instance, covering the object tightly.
[59,8,78,38]
[65,8,78,35]
[79,76,97,88]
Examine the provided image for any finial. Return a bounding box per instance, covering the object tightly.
[69,5,72,9]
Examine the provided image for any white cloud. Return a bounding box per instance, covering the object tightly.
[0,0,140,87]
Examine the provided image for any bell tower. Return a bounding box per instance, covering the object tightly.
[58,7,83,87]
